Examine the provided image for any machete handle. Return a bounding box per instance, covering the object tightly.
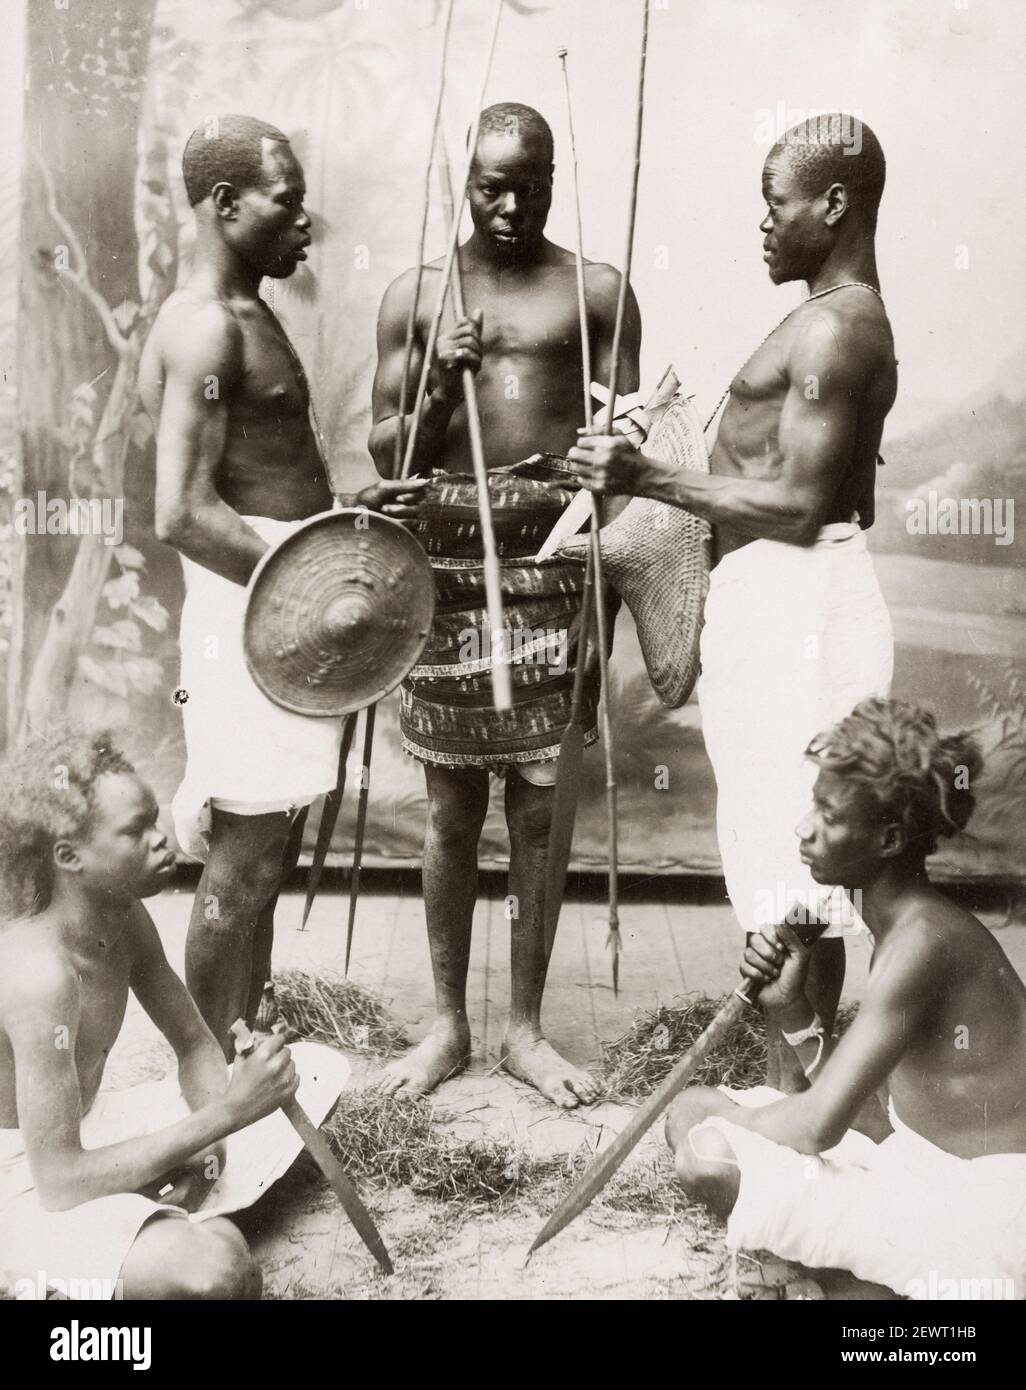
[733,913,836,1006]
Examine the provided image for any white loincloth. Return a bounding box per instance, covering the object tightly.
[691,1086,1026,1299]
[0,1041,348,1298]
[171,516,343,859]
[697,523,893,938]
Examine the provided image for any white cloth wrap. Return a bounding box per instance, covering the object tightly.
[692,1086,1026,1299]
[172,516,343,859]
[697,523,893,938]
[0,1041,348,1297]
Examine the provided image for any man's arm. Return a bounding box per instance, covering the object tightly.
[3,952,296,1211]
[129,907,227,1112]
[368,268,471,479]
[734,932,936,1153]
[587,264,642,401]
[153,302,270,586]
[571,310,863,546]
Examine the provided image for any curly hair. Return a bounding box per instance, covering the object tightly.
[806,698,982,857]
[0,727,135,919]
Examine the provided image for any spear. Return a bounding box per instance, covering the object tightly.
[327,0,459,957]
[299,711,357,930]
[554,44,621,994]
[543,2,651,983]
[343,702,375,976]
[392,0,456,481]
[399,0,512,712]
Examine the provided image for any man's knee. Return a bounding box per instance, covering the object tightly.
[425,771,489,845]
[124,1217,261,1300]
[203,815,295,911]
[665,1088,739,1204]
[172,1221,261,1300]
[506,783,553,849]
[665,1087,725,1157]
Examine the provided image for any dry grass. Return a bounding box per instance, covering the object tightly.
[601,993,769,1100]
[602,993,859,1102]
[269,969,409,1059]
[322,1090,582,1207]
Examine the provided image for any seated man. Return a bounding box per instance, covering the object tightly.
[0,729,347,1300]
[667,698,1026,1300]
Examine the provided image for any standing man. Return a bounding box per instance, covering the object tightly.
[369,103,641,1106]
[140,115,424,1049]
[569,116,896,1089]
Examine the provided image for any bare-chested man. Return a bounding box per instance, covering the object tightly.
[139,116,424,1049]
[666,698,1026,1300]
[570,115,897,1089]
[0,728,345,1299]
[368,103,640,1106]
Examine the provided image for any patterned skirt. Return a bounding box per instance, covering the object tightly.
[399,455,609,769]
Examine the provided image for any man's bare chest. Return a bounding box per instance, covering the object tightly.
[446,277,580,362]
[234,315,311,422]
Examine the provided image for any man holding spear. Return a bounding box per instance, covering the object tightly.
[369,102,640,1105]
[569,116,897,1089]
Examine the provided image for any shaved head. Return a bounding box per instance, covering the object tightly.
[474,102,553,167]
[182,113,291,207]
[770,114,885,227]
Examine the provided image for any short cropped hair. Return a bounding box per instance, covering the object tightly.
[807,698,981,856]
[182,114,290,208]
[772,114,886,225]
[474,102,553,166]
[0,727,135,917]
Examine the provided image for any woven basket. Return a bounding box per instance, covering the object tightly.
[559,388,711,708]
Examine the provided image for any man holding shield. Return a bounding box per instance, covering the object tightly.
[140,115,425,1049]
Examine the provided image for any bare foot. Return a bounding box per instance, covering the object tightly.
[378,1020,471,1097]
[500,1026,600,1109]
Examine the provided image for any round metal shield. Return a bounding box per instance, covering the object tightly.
[244,509,435,717]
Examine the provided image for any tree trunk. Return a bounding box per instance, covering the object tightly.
[13,0,158,734]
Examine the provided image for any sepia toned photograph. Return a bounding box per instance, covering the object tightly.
[1,0,1024,1342]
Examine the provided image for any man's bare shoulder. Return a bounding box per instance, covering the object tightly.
[382,263,437,307]
[790,291,894,355]
[122,900,169,972]
[0,919,78,1026]
[148,289,244,375]
[582,260,626,300]
[868,905,971,999]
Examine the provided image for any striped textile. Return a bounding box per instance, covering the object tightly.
[400,455,612,768]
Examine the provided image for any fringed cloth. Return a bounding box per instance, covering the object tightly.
[400,455,613,769]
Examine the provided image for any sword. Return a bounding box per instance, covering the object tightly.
[526,917,833,1257]
[231,1020,394,1276]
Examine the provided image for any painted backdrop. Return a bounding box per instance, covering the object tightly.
[5,0,1025,882]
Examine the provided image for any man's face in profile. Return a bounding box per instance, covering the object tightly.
[759,152,830,286]
[231,141,312,279]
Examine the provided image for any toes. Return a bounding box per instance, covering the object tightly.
[550,1079,579,1109]
[569,1075,600,1103]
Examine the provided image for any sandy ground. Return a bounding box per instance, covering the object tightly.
[99,876,1023,1301]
